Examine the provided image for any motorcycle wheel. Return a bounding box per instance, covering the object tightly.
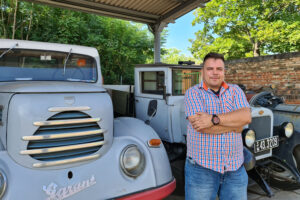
[268,149,300,190]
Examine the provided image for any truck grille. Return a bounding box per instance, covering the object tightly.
[249,116,271,157]
[21,111,106,167]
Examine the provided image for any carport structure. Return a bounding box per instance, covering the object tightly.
[23,0,209,62]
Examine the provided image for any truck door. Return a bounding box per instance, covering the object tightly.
[169,69,202,143]
[134,68,173,142]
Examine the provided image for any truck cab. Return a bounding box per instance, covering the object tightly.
[0,39,175,200]
[134,64,201,144]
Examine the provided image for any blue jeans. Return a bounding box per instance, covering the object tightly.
[185,158,248,200]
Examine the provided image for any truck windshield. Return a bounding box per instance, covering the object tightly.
[172,69,202,95]
[0,49,97,82]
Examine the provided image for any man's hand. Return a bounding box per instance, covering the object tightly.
[188,112,213,132]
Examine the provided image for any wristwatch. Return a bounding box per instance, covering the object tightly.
[211,114,220,125]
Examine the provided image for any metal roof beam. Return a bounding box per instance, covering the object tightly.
[24,0,160,24]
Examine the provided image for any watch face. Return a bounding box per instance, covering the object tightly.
[213,115,220,125]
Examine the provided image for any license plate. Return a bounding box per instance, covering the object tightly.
[254,136,279,153]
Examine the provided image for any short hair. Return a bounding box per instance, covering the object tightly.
[203,52,225,63]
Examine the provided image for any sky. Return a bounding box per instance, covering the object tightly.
[164,10,204,57]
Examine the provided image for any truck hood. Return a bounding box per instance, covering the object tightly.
[0,81,106,93]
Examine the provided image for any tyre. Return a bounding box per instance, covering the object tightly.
[267,149,300,190]
[294,145,300,172]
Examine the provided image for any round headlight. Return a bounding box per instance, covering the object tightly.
[283,122,294,138]
[120,145,145,177]
[244,129,256,148]
[0,170,7,198]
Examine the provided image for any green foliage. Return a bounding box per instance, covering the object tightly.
[161,48,201,64]
[190,0,300,60]
[0,0,154,84]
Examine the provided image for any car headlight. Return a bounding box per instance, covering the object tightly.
[0,170,7,198]
[120,145,145,177]
[242,129,256,148]
[282,122,294,138]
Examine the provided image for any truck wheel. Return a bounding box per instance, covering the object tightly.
[268,154,300,190]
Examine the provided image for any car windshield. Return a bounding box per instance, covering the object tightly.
[172,69,202,95]
[0,49,97,82]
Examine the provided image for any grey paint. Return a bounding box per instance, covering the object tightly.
[0,82,106,93]
[0,93,14,149]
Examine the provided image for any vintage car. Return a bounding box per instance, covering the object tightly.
[247,90,300,190]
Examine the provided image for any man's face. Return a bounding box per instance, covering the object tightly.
[202,58,225,91]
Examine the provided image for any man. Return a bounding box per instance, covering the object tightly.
[184,52,251,200]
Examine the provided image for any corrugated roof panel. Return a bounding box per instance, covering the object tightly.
[135,0,161,12]
[93,0,180,15]
[154,1,180,15]
[146,0,170,14]
[25,0,209,25]
[160,3,180,15]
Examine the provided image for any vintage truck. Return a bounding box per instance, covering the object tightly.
[105,63,297,196]
[0,39,176,200]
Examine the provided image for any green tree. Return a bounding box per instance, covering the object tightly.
[190,0,300,60]
[162,48,201,64]
[0,1,154,84]
[0,0,35,39]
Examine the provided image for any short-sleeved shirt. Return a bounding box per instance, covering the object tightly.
[184,81,250,173]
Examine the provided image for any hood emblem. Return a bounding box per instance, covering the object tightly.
[259,110,264,115]
[43,175,96,200]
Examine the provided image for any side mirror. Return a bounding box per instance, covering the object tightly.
[145,100,157,125]
[147,100,157,117]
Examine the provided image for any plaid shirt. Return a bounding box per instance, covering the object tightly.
[184,81,250,173]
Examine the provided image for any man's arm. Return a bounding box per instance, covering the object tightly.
[201,125,244,134]
[188,114,243,134]
[218,107,251,127]
[188,108,251,133]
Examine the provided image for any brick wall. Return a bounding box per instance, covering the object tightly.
[225,52,300,104]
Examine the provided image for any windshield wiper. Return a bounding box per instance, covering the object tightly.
[0,43,18,59]
[63,48,72,75]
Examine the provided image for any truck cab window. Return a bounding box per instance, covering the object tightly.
[141,71,164,94]
[172,69,201,95]
[0,49,97,82]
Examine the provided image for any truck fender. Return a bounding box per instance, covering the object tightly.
[113,117,173,186]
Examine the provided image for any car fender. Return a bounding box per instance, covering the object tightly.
[272,130,300,181]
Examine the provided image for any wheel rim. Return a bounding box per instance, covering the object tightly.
[269,158,298,183]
